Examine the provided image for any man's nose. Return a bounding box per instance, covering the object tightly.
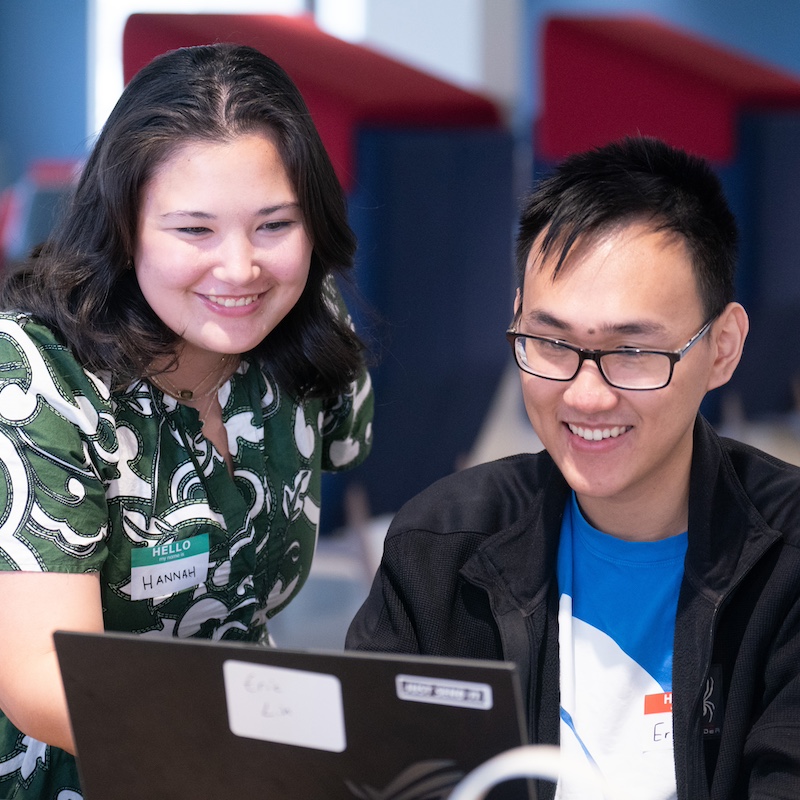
[561,360,619,412]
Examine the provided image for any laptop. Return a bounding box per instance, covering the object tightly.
[54,631,531,800]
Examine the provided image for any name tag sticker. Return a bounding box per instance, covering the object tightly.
[396,674,494,710]
[130,533,210,601]
[642,691,673,752]
[223,660,346,752]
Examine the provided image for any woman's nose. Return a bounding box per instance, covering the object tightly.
[213,236,261,285]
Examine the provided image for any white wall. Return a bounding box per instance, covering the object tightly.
[318,0,522,115]
[88,0,307,140]
[90,0,524,139]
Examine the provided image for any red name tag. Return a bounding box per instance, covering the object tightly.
[644,692,673,714]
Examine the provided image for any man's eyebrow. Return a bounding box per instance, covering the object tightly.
[521,309,669,336]
[520,310,570,330]
[160,203,300,220]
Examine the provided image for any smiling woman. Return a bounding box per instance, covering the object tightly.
[135,133,313,379]
[0,43,373,800]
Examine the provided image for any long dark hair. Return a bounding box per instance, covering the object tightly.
[1,43,364,397]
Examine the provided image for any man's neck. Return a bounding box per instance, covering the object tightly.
[575,485,690,542]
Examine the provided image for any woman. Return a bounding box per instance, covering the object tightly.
[0,43,373,798]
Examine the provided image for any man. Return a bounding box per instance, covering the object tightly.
[347,137,800,799]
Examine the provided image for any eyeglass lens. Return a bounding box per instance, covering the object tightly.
[515,338,673,390]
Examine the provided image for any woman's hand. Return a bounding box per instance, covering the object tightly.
[0,571,103,755]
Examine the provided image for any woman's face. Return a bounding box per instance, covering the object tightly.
[134,131,313,371]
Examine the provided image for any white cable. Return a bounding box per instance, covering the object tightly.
[448,745,562,800]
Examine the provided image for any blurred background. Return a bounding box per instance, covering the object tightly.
[2,0,800,647]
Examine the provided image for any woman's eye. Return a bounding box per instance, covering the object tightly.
[177,226,211,235]
[261,220,292,232]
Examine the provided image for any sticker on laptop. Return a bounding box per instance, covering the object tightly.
[223,660,346,752]
[395,674,494,710]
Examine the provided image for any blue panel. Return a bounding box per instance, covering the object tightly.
[0,0,88,187]
[743,112,800,311]
[323,127,516,527]
[726,111,800,417]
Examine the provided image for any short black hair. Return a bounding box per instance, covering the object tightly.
[515,136,738,320]
[2,43,364,398]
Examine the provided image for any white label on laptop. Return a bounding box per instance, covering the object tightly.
[223,660,346,752]
[396,674,494,710]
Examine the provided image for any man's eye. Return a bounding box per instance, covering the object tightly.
[531,338,572,358]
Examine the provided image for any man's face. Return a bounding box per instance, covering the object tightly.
[516,220,723,540]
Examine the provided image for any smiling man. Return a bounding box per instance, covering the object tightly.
[347,137,800,799]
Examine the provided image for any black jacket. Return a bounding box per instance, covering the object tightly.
[346,417,800,799]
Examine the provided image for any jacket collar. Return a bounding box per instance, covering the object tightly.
[685,416,782,600]
[461,416,782,609]
[460,453,570,615]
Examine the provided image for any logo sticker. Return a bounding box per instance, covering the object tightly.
[702,664,724,738]
[395,674,493,710]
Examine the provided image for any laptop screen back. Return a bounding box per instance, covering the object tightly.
[55,631,530,800]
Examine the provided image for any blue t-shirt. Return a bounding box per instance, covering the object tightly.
[556,493,687,800]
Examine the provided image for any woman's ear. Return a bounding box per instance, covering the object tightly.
[707,302,749,392]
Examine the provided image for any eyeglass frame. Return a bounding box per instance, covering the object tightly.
[505,317,717,391]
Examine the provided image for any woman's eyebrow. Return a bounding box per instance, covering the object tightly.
[160,210,215,220]
[256,202,301,215]
[159,202,300,220]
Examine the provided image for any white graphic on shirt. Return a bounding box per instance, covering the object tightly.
[557,594,677,800]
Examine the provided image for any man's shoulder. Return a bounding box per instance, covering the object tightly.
[720,434,800,540]
[390,450,558,538]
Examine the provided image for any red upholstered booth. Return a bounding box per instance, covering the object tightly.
[539,15,800,164]
[123,13,500,192]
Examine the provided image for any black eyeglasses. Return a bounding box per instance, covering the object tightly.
[505,318,715,391]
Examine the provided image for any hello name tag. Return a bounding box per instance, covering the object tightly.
[130,534,210,600]
[642,691,674,752]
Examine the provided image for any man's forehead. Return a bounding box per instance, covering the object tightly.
[517,218,706,336]
[523,218,682,277]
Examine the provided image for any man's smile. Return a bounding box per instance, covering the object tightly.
[567,423,633,442]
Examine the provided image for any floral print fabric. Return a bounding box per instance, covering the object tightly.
[0,310,373,798]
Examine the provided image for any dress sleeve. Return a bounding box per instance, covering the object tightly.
[0,316,116,573]
[318,278,374,472]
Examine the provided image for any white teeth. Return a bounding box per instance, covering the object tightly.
[568,424,630,441]
[207,294,258,308]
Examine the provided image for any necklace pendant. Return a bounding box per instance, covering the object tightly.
[178,389,194,401]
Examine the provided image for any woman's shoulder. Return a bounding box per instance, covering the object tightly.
[0,311,113,410]
[0,310,71,355]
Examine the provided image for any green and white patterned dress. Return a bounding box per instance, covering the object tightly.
[0,311,373,799]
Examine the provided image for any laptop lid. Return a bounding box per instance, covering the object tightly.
[54,631,530,800]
